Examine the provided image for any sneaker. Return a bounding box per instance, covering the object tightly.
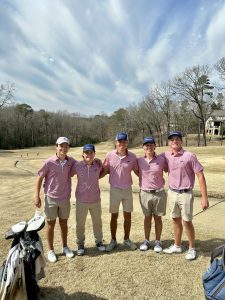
[47,250,57,263]
[124,239,137,250]
[185,248,196,260]
[96,242,106,252]
[140,239,150,251]
[163,244,182,254]
[77,245,85,256]
[63,246,74,258]
[154,240,163,253]
[106,239,117,252]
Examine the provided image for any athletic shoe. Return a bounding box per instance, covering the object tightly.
[163,244,182,254]
[154,240,163,253]
[48,250,57,263]
[96,242,106,252]
[140,239,150,251]
[77,245,85,256]
[106,239,117,252]
[124,239,137,250]
[185,248,196,260]
[63,246,74,258]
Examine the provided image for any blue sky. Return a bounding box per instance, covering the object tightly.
[1,0,225,116]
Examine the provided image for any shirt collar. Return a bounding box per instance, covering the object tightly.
[171,147,184,156]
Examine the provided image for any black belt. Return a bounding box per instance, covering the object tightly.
[170,188,191,193]
[142,188,164,194]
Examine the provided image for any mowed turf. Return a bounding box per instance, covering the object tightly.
[0,143,225,300]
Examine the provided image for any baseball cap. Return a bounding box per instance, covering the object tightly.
[56,137,70,145]
[115,132,128,141]
[168,131,183,139]
[83,144,95,152]
[143,137,155,145]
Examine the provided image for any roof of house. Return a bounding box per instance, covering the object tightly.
[210,110,225,121]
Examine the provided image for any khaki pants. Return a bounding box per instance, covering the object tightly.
[76,201,103,246]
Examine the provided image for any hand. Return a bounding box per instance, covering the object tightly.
[35,196,41,208]
[201,198,209,210]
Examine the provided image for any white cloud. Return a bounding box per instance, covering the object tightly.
[1,0,225,115]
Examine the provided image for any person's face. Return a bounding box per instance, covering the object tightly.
[169,136,182,150]
[115,140,128,152]
[143,143,156,155]
[56,143,69,157]
[83,150,95,163]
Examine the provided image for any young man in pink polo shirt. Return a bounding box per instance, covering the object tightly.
[71,144,105,256]
[138,137,167,252]
[163,131,209,260]
[102,132,139,252]
[35,137,75,263]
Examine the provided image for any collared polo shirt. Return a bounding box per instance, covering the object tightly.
[103,150,138,189]
[138,154,167,190]
[71,160,101,203]
[163,148,203,190]
[38,155,76,201]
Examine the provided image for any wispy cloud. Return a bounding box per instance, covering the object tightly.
[0,0,225,115]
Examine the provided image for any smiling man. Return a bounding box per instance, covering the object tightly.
[163,131,209,260]
[71,144,105,256]
[102,132,139,252]
[138,137,167,252]
[35,137,75,263]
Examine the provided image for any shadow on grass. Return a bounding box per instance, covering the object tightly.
[39,286,107,299]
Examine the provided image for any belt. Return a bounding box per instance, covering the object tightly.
[142,188,164,194]
[169,188,192,193]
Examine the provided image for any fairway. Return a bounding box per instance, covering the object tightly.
[1,143,225,299]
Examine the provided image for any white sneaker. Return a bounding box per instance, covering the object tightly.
[185,248,196,260]
[140,240,150,251]
[154,240,162,253]
[63,246,74,258]
[124,239,137,250]
[77,245,85,256]
[47,250,57,263]
[163,244,182,254]
[96,242,106,252]
[106,239,117,252]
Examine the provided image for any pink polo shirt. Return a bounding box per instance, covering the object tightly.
[138,154,167,190]
[103,150,138,189]
[163,148,203,190]
[71,161,101,203]
[38,155,76,201]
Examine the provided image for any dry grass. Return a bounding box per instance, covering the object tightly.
[1,143,225,299]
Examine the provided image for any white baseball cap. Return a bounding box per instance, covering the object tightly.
[56,137,70,145]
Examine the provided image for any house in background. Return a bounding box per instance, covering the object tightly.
[205,110,225,135]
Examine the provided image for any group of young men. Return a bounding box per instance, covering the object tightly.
[34,131,209,263]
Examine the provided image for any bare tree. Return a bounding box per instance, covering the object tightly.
[215,57,225,80]
[171,65,214,146]
[0,83,15,109]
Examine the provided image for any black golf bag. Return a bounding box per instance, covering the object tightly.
[0,213,46,300]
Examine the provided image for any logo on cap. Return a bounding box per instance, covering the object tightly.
[115,132,128,141]
[56,137,70,145]
[168,131,183,139]
[83,144,95,152]
[143,137,155,145]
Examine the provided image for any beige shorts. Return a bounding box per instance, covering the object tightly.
[167,189,194,221]
[110,186,133,213]
[44,195,71,221]
[139,190,167,216]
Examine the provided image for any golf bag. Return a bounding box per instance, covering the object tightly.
[203,244,225,300]
[0,212,46,300]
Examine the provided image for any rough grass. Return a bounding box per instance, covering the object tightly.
[1,143,225,299]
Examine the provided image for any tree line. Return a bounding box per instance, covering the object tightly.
[1,59,225,149]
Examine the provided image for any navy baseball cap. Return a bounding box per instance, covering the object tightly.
[83,144,95,152]
[143,137,155,145]
[115,132,128,141]
[168,131,183,139]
